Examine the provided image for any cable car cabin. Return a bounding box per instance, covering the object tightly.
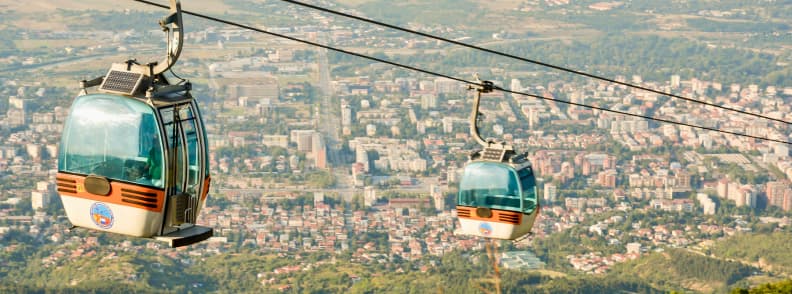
[54,0,211,247]
[56,71,212,247]
[456,147,539,240]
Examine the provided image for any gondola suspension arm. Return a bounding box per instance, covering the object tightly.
[79,0,186,98]
[468,75,494,148]
[149,0,184,76]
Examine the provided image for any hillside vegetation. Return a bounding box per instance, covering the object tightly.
[733,279,792,294]
[711,233,792,275]
[610,249,756,292]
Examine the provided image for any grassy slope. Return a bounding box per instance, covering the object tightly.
[609,248,756,293]
[710,233,792,275]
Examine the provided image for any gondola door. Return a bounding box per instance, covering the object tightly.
[158,102,206,235]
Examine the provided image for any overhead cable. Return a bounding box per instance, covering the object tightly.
[131,0,792,145]
[277,0,792,126]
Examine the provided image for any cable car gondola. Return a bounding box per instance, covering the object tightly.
[56,0,212,247]
[456,79,539,240]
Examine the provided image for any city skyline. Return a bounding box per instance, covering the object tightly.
[1,0,791,292]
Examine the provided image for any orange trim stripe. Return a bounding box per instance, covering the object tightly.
[201,176,211,201]
[56,172,165,212]
[456,206,523,225]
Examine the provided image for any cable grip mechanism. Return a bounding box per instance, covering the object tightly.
[468,74,494,147]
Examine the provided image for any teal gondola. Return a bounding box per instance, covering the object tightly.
[56,0,212,247]
[456,78,540,240]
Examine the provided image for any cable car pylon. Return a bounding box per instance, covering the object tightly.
[456,76,540,241]
[57,0,213,247]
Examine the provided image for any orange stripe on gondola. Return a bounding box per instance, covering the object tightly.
[456,206,523,225]
[56,172,165,212]
[201,176,211,201]
[56,176,79,194]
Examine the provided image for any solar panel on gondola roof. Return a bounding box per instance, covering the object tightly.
[481,147,506,161]
[99,70,143,95]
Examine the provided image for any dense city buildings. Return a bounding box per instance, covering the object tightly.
[1,2,791,290]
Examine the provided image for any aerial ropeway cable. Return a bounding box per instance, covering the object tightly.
[277,0,792,126]
[132,0,792,145]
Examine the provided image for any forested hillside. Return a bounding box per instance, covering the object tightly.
[711,233,792,275]
[610,249,756,292]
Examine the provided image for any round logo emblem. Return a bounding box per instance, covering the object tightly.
[90,202,114,229]
[478,222,493,236]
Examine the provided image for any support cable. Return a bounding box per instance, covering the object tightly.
[278,0,792,126]
[131,0,792,145]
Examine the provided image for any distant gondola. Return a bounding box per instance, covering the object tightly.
[56,0,212,247]
[456,79,539,240]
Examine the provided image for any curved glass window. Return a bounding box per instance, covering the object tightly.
[517,167,538,213]
[59,94,164,188]
[458,162,522,212]
[180,106,200,190]
[193,103,210,176]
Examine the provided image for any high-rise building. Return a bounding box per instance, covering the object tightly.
[442,117,454,134]
[696,193,717,215]
[730,185,756,208]
[366,124,377,137]
[598,169,617,188]
[447,168,460,184]
[670,75,681,88]
[510,79,522,93]
[716,179,730,199]
[418,80,434,91]
[31,181,53,211]
[341,103,352,126]
[674,171,691,188]
[435,77,460,94]
[416,121,426,134]
[262,135,289,148]
[603,156,617,170]
[290,130,316,152]
[356,147,370,173]
[527,107,540,129]
[312,133,326,169]
[390,125,401,137]
[699,133,712,149]
[364,186,377,207]
[772,142,790,157]
[430,184,444,211]
[420,94,437,110]
[31,191,49,211]
[766,181,789,209]
[37,181,52,192]
[560,162,574,180]
[565,197,586,210]
[6,108,26,127]
[314,192,325,205]
[543,183,557,203]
